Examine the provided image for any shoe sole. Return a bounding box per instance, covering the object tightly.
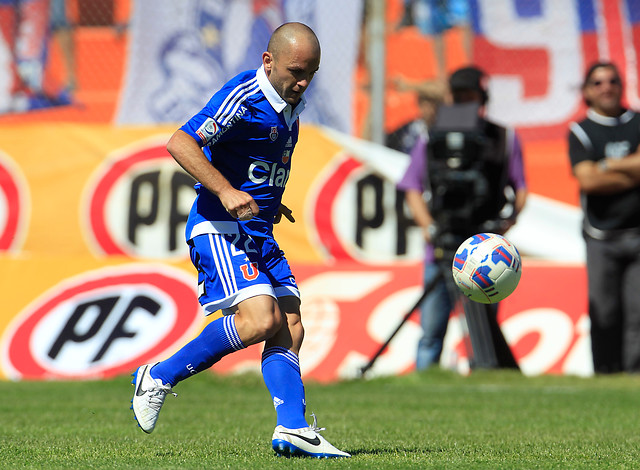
[272,439,347,459]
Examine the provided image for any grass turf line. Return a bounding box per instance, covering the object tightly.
[1,369,639,469]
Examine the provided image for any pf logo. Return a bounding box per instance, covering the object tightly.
[85,137,196,259]
[0,151,28,252]
[1,264,201,380]
[311,154,420,264]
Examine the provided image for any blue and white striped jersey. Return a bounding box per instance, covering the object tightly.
[180,65,306,240]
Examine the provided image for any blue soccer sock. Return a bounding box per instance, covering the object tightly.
[151,314,245,387]
[261,346,308,429]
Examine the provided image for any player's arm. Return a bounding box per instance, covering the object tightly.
[166,130,259,219]
[513,187,527,218]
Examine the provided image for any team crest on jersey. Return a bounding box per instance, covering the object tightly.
[285,137,293,148]
[269,126,278,141]
[196,118,220,143]
[282,151,290,164]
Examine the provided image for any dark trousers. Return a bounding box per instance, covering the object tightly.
[585,234,640,373]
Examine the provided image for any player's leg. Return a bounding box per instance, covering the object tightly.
[145,295,281,383]
[264,297,349,458]
[257,238,349,458]
[262,296,307,429]
[149,233,282,383]
[131,232,280,433]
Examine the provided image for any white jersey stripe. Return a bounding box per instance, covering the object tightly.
[220,83,261,126]
[218,234,239,293]
[214,76,257,121]
[214,78,259,124]
[209,234,233,297]
[208,234,230,297]
[216,81,258,124]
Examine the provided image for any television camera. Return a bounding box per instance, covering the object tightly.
[426,102,513,254]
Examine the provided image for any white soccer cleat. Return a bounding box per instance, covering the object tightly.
[271,413,350,458]
[130,363,176,434]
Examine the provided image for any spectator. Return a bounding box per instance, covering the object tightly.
[568,61,640,374]
[386,88,443,154]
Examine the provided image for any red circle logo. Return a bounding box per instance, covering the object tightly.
[84,137,195,259]
[310,154,422,264]
[0,152,28,252]
[2,264,201,380]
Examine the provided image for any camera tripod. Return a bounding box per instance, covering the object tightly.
[359,242,519,377]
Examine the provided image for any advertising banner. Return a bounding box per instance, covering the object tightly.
[0,255,590,382]
[0,124,592,381]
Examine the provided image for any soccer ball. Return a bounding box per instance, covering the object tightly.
[451,233,522,304]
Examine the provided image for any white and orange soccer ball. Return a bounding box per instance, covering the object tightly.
[451,233,522,304]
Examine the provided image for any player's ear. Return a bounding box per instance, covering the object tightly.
[263,52,273,73]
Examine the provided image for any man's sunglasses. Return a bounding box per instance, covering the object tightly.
[588,78,621,87]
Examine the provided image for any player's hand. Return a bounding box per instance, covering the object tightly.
[220,189,259,221]
[274,204,295,224]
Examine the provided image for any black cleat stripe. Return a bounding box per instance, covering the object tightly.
[135,365,149,397]
[280,432,321,446]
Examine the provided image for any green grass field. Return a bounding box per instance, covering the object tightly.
[1,369,639,469]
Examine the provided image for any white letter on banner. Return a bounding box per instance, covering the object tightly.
[500,308,574,376]
[297,271,393,374]
[479,0,583,126]
[336,286,423,379]
[561,314,593,377]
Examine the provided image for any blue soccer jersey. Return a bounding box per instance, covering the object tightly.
[180,65,305,240]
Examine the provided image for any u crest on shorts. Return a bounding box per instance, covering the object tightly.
[189,233,299,315]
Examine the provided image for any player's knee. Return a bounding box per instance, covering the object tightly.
[251,297,284,340]
[235,296,284,343]
[257,309,284,339]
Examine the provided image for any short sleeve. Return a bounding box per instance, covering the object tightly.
[397,136,428,192]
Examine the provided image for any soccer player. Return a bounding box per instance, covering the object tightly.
[130,22,350,459]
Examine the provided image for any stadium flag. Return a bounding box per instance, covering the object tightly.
[473,0,640,139]
[115,0,362,134]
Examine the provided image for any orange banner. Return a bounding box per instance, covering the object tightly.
[0,123,592,380]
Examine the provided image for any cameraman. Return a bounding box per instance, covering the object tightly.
[397,66,527,370]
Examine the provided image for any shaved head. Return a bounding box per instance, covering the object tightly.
[267,22,321,61]
[263,22,321,105]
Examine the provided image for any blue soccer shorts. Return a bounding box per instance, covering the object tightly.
[188,233,300,315]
